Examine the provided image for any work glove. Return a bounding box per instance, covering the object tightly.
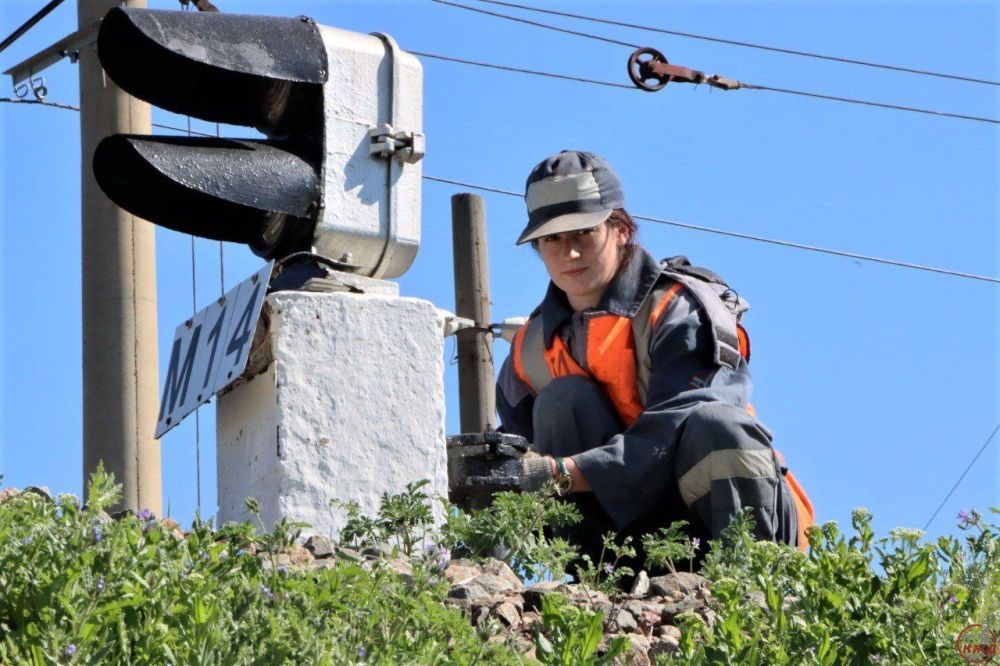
[520,455,553,493]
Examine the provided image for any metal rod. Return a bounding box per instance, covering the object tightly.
[79,0,161,515]
[451,193,496,433]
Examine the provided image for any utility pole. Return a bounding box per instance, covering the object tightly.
[451,193,496,433]
[78,0,161,514]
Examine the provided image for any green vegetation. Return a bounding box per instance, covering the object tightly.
[1,467,997,664]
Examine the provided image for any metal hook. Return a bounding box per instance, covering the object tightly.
[29,74,47,101]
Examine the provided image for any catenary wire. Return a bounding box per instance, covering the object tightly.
[4,98,997,283]
[471,0,1000,87]
[922,422,1000,531]
[427,1,1000,125]
[410,51,634,89]
[742,83,1000,125]
[431,0,639,48]
[423,175,1000,284]
[410,52,1000,125]
[0,0,68,54]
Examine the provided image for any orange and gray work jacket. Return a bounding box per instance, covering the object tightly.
[496,248,814,549]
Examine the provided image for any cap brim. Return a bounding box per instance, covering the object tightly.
[516,209,613,245]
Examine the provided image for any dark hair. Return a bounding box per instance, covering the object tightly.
[607,209,639,268]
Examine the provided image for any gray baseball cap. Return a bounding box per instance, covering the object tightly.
[517,150,625,245]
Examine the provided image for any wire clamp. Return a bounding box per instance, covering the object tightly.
[367,124,426,164]
[628,47,742,92]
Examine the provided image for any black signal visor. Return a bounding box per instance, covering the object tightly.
[97,7,328,134]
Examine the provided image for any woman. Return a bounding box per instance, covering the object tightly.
[496,151,812,566]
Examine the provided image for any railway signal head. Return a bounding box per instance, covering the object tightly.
[93,8,424,278]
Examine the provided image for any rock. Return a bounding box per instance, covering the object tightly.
[602,634,650,665]
[0,488,19,504]
[471,605,491,627]
[361,543,394,559]
[386,556,414,583]
[480,559,524,591]
[448,573,517,601]
[700,607,717,630]
[648,635,680,659]
[571,588,611,610]
[306,558,338,572]
[523,581,565,610]
[280,543,313,565]
[630,570,651,597]
[443,559,482,586]
[648,572,709,598]
[659,596,703,624]
[610,607,638,633]
[304,535,336,559]
[654,625,681,640]
[443,596,474,615]
[520,610,542,631]
[636,609,664,635]
[491,600,522,627]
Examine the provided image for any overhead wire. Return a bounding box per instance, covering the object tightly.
[4,94,999,284]
[428,0,1000,125]
[410,50,633,89]
[423,175,1000,284]
[922,422,1000,531]
[185,111,202,515]
[0,0,68,55]
[470,0,1000,87]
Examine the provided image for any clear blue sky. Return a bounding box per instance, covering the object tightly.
[2,0,997,542]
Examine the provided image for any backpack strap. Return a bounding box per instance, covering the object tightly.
[632,283,683,405]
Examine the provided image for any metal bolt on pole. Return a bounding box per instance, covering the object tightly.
[79,0,161,514]
[451,193,496,433]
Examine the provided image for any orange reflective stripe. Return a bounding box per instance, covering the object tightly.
[542,334,587,379]
[511,322,534,392]
[587,315,643,426]
[648,283,683,330]
[785,470,816,553]
[737,324,751,362]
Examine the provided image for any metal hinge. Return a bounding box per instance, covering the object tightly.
[367,124,425,164]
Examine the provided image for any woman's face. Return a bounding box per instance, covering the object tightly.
[537,221,627,311]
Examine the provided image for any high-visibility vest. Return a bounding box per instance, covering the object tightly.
[511,264,815,551]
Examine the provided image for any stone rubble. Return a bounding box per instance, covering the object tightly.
[0,486,713,663]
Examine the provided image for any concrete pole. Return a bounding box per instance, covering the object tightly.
[451,193,496,433]
[78,0,161,514]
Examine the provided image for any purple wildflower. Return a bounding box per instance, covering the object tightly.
[139,508,153,522]
[692,537,701,551]
[236,549,248,557]
[22,536,33,546]
[949,595,958,604]
[423,543,451,572]
[92,527,102,543]
[260,584,274,601]
[96,577,105,593]
[604,563,615,575]
[358,647,366,658]
[64,644,77,657]
[957,510,969,521]
[277,565,289,576]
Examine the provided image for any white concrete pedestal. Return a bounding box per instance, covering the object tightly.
[216,287,447,537]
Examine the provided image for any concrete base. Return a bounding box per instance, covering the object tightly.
[216,289,447,538]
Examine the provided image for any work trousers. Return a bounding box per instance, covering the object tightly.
[531,375,798,568]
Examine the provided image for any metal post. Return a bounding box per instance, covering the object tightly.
[451,193,496,433]
[79,0,161,514]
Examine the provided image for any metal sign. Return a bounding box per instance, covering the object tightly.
[155,262,272,438]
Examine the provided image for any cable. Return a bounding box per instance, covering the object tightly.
[423,175,1000,284]
[923,422,1000,531]
[4,96,997,283]
[411,50,634,89]
[471,0,1000,87]
[427,2,1000,125]
[743,83,1000,125]
[0,98,222,135]
[0,0,67,55]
